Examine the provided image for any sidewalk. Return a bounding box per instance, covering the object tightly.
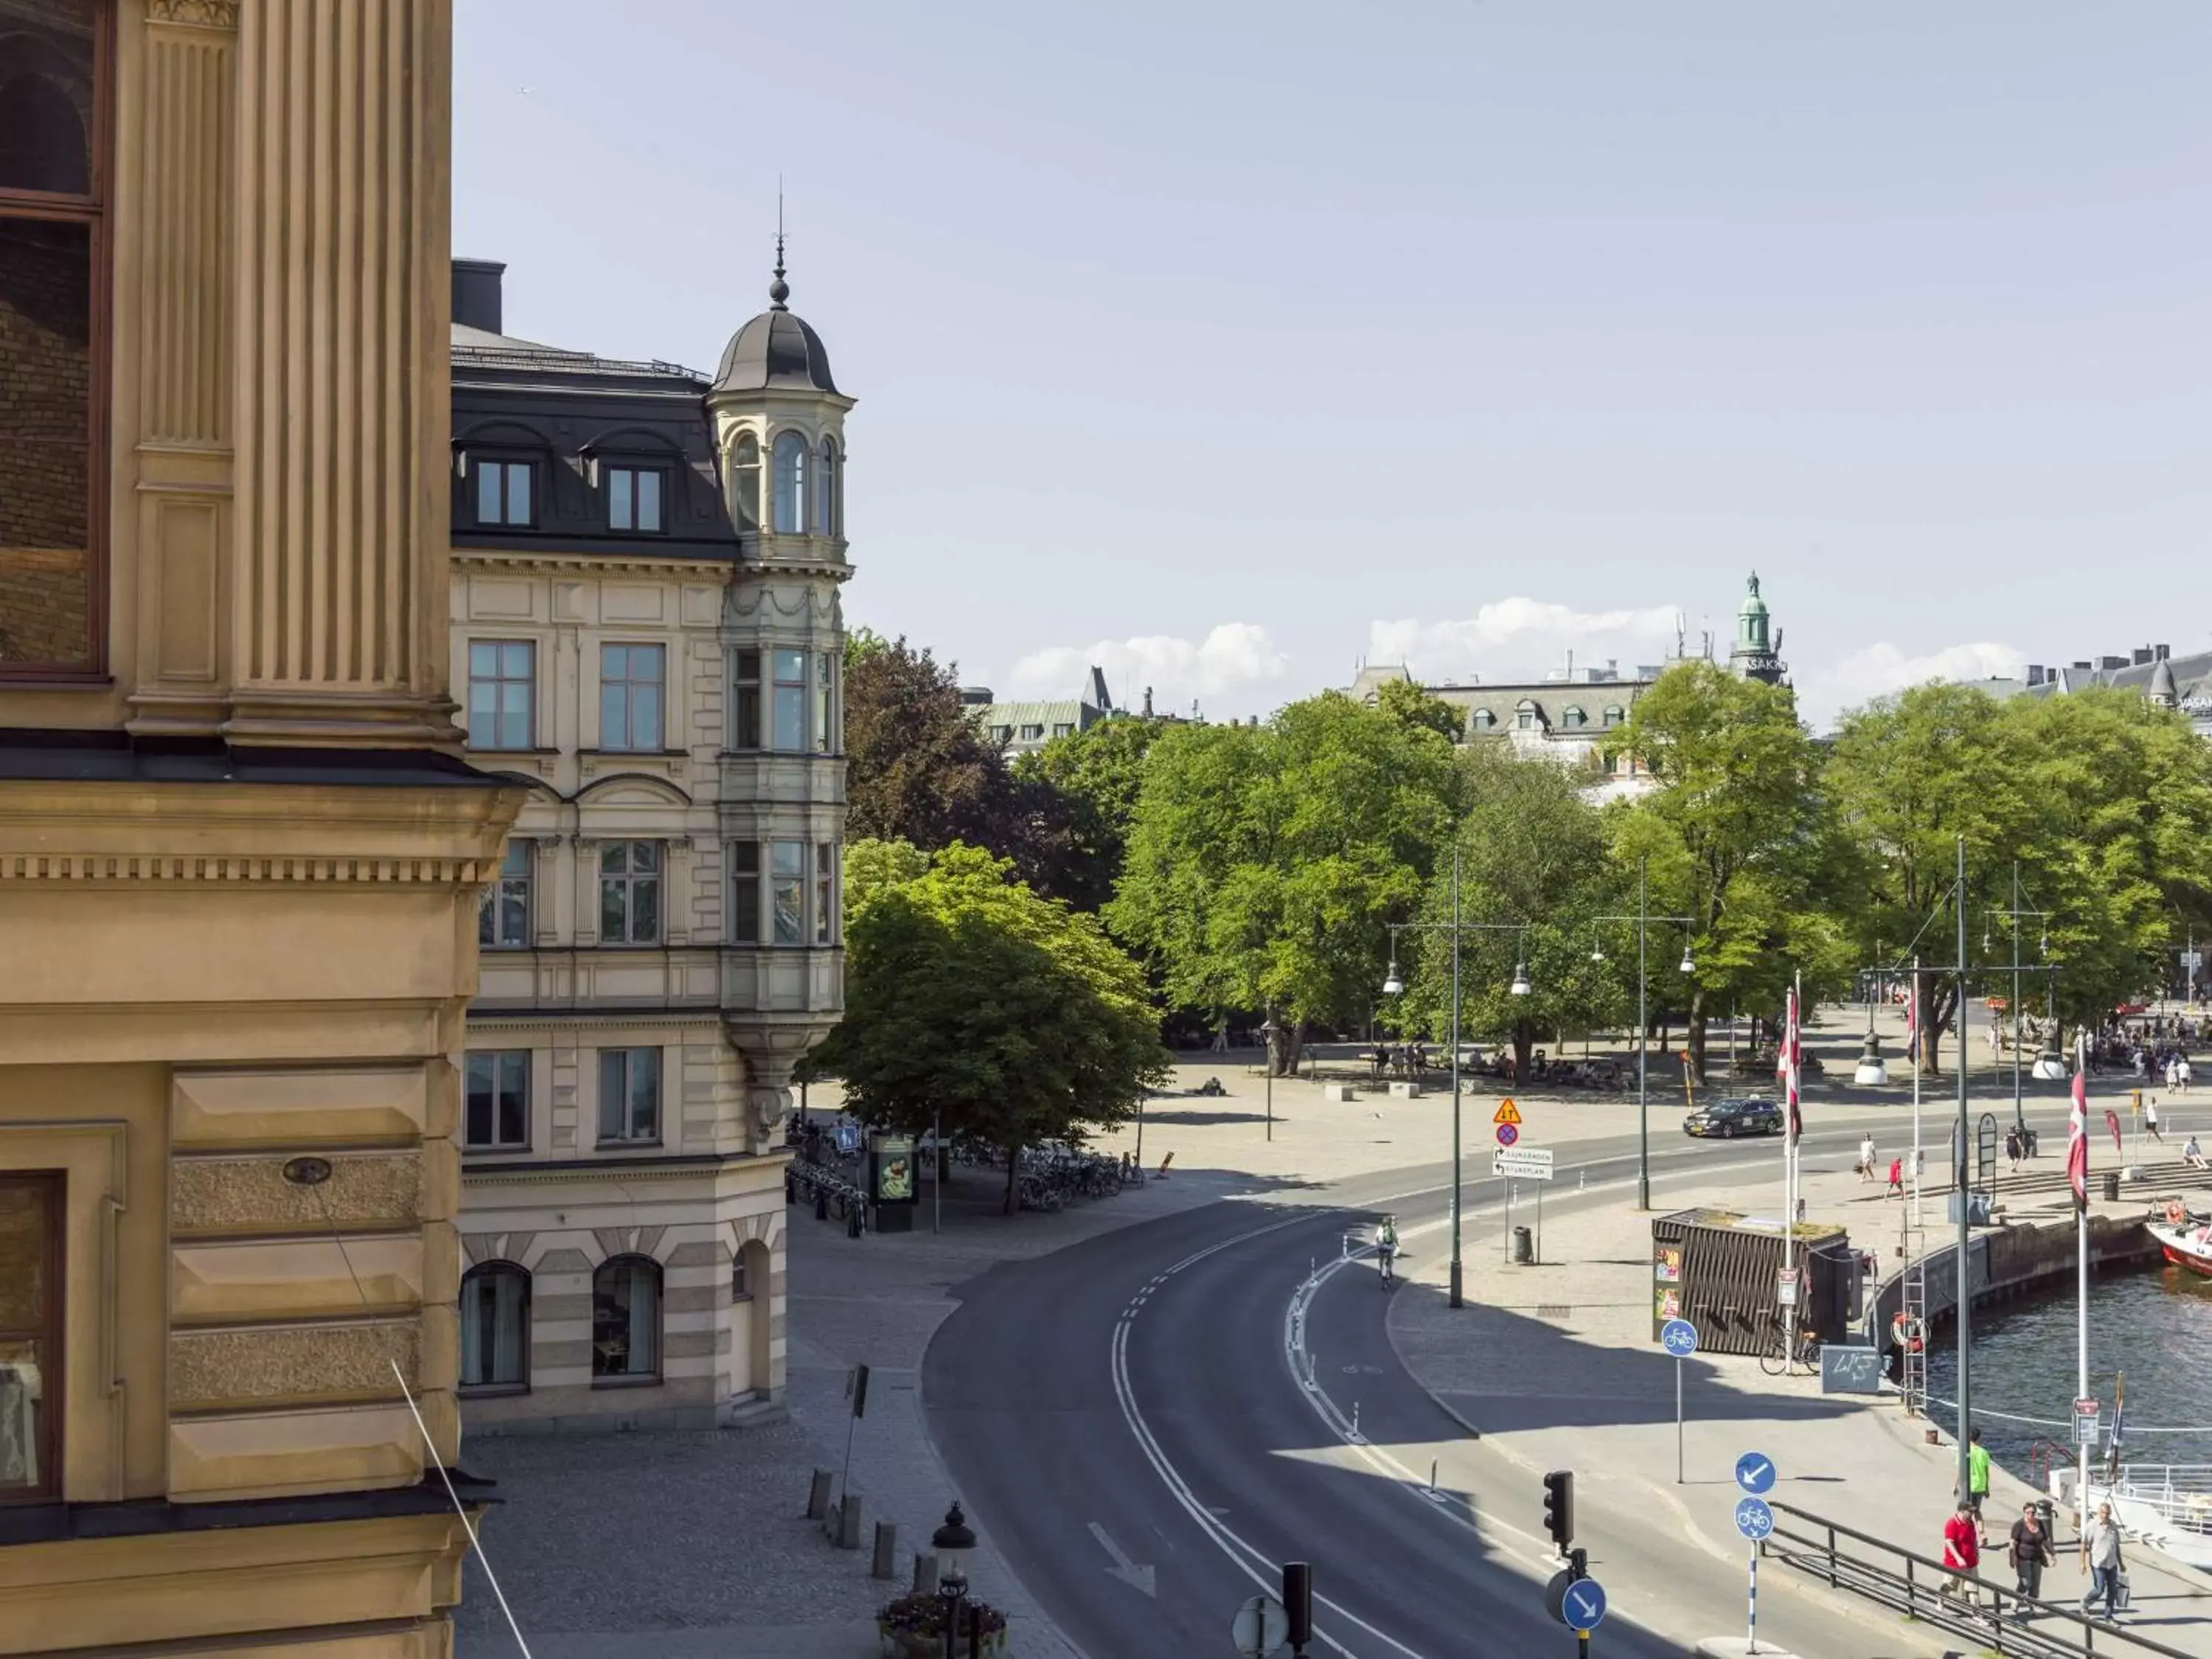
[1386,1146,2212,1652]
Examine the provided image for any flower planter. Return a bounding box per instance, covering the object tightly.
[879,1626,1010,1658]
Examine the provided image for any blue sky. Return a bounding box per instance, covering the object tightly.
[453,1,2212,728]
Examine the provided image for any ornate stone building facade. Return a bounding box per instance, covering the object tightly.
[448,253,849,1432]
[0,2,525,1655]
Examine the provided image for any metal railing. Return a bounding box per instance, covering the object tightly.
[1764,1500,2197,1658]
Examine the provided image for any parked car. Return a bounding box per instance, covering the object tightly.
[1683,1096,1784,1138]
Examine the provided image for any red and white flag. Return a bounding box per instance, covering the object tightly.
[1784,983,1804,1144]
[2067,1043,2090,1211]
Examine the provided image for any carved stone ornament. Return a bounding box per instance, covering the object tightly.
[145,0,240,27]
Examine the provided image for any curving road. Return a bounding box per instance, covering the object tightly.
[922,1116,1989,1658]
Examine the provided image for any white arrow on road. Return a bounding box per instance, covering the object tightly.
[1088,1521,1157,1596]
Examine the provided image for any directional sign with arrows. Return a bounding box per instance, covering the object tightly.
[1089,1521,1155,1596]
[1735,1497,1775,1541]
[1560,1577,1607,1632]
[1734,1450,1775,1495]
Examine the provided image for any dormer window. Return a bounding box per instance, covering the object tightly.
[607,466,664,534]
[1470,709,1495,732]
[1603,704,1626,728]
[1562,706,1587,729]
[475,459,534,527]
[1515,700,1538,731]
[772,431,808,534]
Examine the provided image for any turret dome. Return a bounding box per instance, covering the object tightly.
[712,251,838,394]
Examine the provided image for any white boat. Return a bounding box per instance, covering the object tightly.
[2143,1202,2212,1277]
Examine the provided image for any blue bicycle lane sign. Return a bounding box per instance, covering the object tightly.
[1660,1318,1697,1358]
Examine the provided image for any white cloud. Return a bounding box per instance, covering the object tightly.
[1368,599,1683,682]
[1796,641,2025,728]
[1006,623,1293,715]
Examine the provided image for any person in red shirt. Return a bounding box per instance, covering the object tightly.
[1943,1499,1982,1604]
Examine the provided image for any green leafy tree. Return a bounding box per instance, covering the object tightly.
[1825,682,2030,1073]
[1374,678,1467,745]
[1604,661,1823,1079]
[1013,715,1165,911]
[1108,691,1461,1073]
[841,633,1074,894]
[1395,747,1625,1082]
[813,842,1169,1213]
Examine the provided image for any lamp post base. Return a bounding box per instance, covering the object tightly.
[1449,1260,1463,1309]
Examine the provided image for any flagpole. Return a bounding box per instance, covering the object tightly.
[2078,1030,2092,1534]
[1911,955,1923,1231]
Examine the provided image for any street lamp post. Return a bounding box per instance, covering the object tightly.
[1589,855,1697,1211]
[1259,1018,1279,1141]
[1382,843,1527,1310]
[931,1502,976,1659]
[1983,860,2052,1141]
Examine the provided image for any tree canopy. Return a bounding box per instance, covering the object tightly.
[812,840,1169,1211]
[1107,691,1462,1072]
[1012,715,1166,912]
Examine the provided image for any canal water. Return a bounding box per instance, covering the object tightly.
[1924,1264,2212,1485]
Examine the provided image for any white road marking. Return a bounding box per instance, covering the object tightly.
[1088,1520,1157,1596]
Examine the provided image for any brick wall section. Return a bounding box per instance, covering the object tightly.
[0,218,92,664]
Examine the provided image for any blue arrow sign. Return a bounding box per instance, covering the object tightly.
[1736,1497,1775,1540]
[1560,1578,1607,1632]
[1660,1318,1698,1357]
[1734,1450,1776,1495]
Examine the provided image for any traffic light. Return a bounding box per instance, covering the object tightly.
[1543,1470,1575,1551]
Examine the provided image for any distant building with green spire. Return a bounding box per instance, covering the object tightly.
[1729,571,1788,686]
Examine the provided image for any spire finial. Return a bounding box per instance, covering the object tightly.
[769,182,790,310]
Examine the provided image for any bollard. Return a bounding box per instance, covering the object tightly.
[848,1203,864,1239]
[914,1551,940,1597]
[872,1521,898,1580]
[834,1489,866,1549]
[815,1188,829,1221]
[806,1468,834,1520]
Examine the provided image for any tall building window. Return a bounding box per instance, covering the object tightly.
[479,840,531,948]
[597,1048,660,1146]
[731,842,760,943]
[730,433,760,532]
[606,465,663,532]
[459,1263,530,1391]
[814,652,835,753]
[0,1172,60,1498]
[772,649,807,751]
[599,643,665,751]
[0,0,104,675]
[816,439,838,537]
[815,844,835,944]
[591,1256,661,1380]
[464,1051,530,1150]
[771,431,807,533]
[771,841,805,945]
[733,649,762,750]
[474,460,534,526]
[467,640,535,750]
[598,841,661,945]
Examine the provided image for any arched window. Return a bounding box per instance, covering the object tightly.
[1515,700,1538,731]
[459,1262,530,1390]
[816,438,838,538]
[771,432,808,535]
[730,434,761,532]
[1562,706,1586,729]
[591,1254,661,1380]
[1470,709,1495,732]
[1602,704,1625,728]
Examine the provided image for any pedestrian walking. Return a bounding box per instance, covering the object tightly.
[2005,1127,2023,1172]
[2182,1055,2194,1093]
[1858,1133,1877,1183]
[1955,1427,1995,1543]
[2010,1501,2054,1609]
[1942,1500,1982,1604]
[2147,1096,2164,1143]
[1887,1156,1904,1196]
[2080,1500,2126,1621]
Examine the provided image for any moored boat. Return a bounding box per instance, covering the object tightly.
[2145,1200,2212,1276]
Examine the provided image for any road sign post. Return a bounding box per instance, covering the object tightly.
[1229,1594,1287,1659]
[1661,1318,1698,1483]
[1735,1495,1775,1654]
[2073,1397,2101,1447]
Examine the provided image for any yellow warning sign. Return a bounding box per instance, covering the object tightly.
[1493,1099,1523,1127]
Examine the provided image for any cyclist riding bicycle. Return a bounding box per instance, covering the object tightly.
[1376,1215,1400,1279]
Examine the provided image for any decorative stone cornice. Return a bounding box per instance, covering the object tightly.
[0,853,499,888]
[453,549,737,580]
[145,0,240,28]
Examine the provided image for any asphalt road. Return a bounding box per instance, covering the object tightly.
[923,1112,1976,1659]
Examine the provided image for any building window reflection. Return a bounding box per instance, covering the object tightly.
[591,1255,661,1381]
